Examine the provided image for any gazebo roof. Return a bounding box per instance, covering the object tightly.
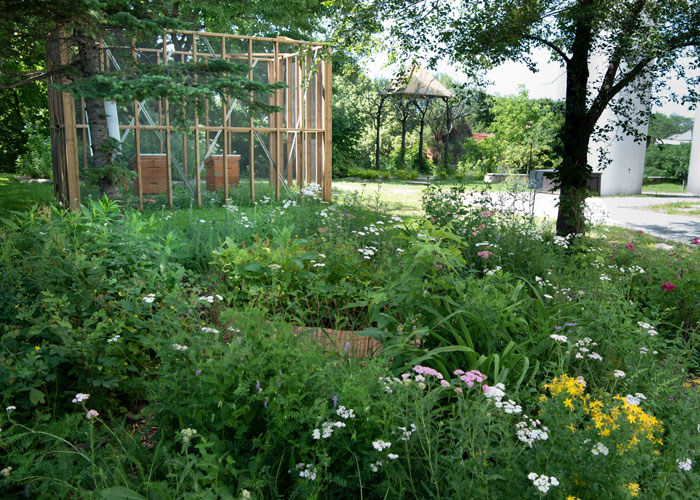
[383,67,452,99]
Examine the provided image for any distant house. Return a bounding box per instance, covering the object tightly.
[471,133,494,142]
[660,130,693,146]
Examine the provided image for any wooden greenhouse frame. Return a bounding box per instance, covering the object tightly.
[48,30,333,209]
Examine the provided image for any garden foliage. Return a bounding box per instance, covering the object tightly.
[1,182,699,499]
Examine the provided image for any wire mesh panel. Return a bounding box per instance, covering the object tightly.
[50,30,332,209]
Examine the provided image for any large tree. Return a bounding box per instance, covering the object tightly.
[332,0,700,235]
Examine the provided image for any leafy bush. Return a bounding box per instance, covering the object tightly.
[346,167,381,179]
[15,129,52,179]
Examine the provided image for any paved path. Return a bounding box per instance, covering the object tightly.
[528,193,700,244]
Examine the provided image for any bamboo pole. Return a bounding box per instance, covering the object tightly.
[193,33,201,207]
[322,49,333,202]
[301,52,307,187]
[222,35,229,201]
[248,38,255,204]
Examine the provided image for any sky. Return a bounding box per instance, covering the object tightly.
[364,48,698,118]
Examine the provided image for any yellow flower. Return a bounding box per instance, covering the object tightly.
[567,424,576,433]
[34,346,40,351]
[567,496,582,500]
[624,483,640,497]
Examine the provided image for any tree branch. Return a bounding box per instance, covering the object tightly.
[523,34,570,64]
[0,69,65,89]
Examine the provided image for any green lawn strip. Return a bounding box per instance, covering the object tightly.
[0,173,54,214]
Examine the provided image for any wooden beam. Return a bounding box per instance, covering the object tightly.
[163,39,173,209]
[274,40,281,201]
[193,33,201,208]
[221,36,229,201]
[323,49,332,202]
[133,38,143,210]
[248,38,255,204]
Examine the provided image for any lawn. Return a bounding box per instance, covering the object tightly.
[0,174,54,214]
[1,178,699,499]
[647,200,700,217]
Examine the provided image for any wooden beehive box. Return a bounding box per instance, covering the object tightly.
[132,154,168,194]
[205,155,241,191]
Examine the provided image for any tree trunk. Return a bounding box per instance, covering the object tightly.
[400,114,408,168]
[78,34,121,197]
[375,96,386,170]
[555,0,595,236]
[444,99,451,173]
[418,113,426,172]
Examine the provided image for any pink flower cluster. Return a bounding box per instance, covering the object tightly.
[477,250,494,259]
[413,365,444,380]
[660,281,676,291]
[454,369,487,388]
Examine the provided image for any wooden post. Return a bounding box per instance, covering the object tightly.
[274,40,281,201]
[268,60,276,186]
[221,36,229,201]
[322,49,332,202]
[133,38,143,210]
[286,54,293,186]
[305,51,312,185]
[315,59,323,185]
[163,38,173,209]
[193,33,201,207]
[301,52,307,187]
[80,99,88,170]
[296,55,302,188]
[47,29,80,210]
[248,38,255,204]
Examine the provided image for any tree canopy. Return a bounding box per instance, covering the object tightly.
[332,0,700,234]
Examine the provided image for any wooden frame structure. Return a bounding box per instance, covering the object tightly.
[49,30,332,209]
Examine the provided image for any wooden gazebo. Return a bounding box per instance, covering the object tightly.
[48,30,333,209]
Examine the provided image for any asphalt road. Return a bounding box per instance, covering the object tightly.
[530,193,700,244]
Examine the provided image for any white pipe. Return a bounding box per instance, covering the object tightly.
[104,100,121,143]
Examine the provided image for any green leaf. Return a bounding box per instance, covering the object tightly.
[29,388,45,406]
[99,486,147,500]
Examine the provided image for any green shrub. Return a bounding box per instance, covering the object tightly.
[15,130,52,179]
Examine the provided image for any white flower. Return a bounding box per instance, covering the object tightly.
[543,294,553,299]
[5,406,16,412]
[296,463,318,480]
[625,395,641,406]
[370,461,382,472]
[591,442,609,456]
[387,453,399,460]
[588,352,603,361]
[268,264,282,270]
[613,370,626,378]
[528,473,559,494]
[638,321,653,330]
[201,327,220,334]
[313,263,325,267]
[312,428,321,440]
[1,466,11,477]
[142,294,156,303]
[600,275,611,281]
[71,393,90,403]
[372,440,391,451]
[678,458,693,471]
[647,329,658,336]
[199,219,207,223]
[180,428,197,443]
[336,406,355,419]
[107,335,120,343]
[550,334,568,343]
[172,344,188,351]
